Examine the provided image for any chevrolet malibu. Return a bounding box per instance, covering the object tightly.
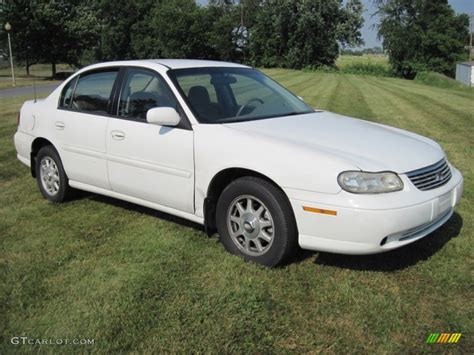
[14,60,463,266]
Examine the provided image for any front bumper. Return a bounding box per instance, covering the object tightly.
[287,166,463,254]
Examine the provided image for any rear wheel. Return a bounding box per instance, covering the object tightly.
[216,176,297,267]
[35,146,74,202]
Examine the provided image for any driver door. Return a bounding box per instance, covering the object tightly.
[106,68,194,213]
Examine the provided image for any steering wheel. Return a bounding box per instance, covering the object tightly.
[236,98,264,117]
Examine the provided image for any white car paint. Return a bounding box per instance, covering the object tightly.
[14,59,463,255]
[106,114,194,213]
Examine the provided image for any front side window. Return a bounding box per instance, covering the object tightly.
[168,67,313,123]
[70,70,118,115]
[118,69,179,120]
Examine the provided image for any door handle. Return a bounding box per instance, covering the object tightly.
[111,130,126,140]
[55,121,65,130]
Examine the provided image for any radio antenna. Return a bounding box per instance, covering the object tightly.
[32,66,37,103]
[28,46,37,103]
[33,73,37,103]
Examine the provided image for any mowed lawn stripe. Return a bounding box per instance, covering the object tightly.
[263,68,312,89]
[349,75,456,137]
[293,72,339,109]
[284,72,330,97]
[365,77,468,138]
[289,73,387,121]
[344,75,416,129]
[371,77,474,130]
[380,75,474,101]
[338,74,377,120]
[262,70,340,110]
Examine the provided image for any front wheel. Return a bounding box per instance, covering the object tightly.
[216,176,298,267]
[35,146,74,202]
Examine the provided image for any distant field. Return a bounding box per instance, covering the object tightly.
[0,71,473,353]
[336,54,390,69]
[0,63,74,77]
[0,64,73,90]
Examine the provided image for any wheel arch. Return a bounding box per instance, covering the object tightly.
[30,137,55,177]
[203,167,291,236]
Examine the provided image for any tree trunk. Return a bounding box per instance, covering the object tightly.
[26,44,31,76]
[52,63,56,78]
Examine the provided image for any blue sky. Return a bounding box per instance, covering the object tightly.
[198,0,473,48]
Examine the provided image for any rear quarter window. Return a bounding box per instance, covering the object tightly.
[59,77,77,109]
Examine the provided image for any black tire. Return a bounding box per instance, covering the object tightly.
[216,176,298,267]
[35,146,74,202]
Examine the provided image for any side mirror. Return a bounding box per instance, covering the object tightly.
[146,107,181,127]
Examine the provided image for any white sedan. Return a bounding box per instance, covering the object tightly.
[14,60,463,266]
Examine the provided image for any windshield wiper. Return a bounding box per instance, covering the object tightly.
[213,110,314,124]
[274,110,314,118]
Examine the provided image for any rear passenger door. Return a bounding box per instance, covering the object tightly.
[106,67,195,213]
[55,68,119,190]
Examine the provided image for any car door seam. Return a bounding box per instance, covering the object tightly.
[62,144,106,159]
[106,153,192,178]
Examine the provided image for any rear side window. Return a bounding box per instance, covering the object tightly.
[59,77,77,109]
[70,70,118,115]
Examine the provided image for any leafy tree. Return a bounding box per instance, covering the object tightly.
[95,0,156,61]
[374,0,469,78]
[1,0,366,73]
[205,2,241,61]
[248,0,364,69]
[132,0,217,60]
[37,1,99,76]
[0,0,41,75]
[337,0,365,49]
[0,0,99,76]
[207,0,262,62]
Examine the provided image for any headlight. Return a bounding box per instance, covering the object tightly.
[338,171,404,194]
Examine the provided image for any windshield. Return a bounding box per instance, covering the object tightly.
[168,67,314,123]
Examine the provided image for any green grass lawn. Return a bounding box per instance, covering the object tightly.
[0,64,74,90]
[1,71,473,353]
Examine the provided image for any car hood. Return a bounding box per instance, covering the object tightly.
[223,111,444,173]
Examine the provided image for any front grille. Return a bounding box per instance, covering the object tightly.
[406,158,451,191]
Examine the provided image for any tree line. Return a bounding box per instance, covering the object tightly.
[0,0,364,76]
[0,0,470,79]
[375,0,470,79]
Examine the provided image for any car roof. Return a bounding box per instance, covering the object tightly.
[149,59,250,69]
[82,59,250,71]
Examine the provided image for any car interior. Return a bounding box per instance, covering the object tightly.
[173,70,304,123]
[118,73,177,120]
[187,85,223,120]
